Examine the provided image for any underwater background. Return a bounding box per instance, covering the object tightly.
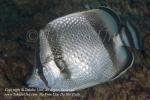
[0,0,150,100]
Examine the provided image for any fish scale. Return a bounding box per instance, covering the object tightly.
[43,12,116,90]
[27,7,142,91]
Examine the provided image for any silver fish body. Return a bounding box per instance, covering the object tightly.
[27,7,141,91]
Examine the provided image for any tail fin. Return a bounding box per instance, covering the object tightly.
[120,20,143,50]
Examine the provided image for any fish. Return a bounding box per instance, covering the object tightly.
[26,7,143,91]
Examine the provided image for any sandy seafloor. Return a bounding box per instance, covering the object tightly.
[0,0,150,100]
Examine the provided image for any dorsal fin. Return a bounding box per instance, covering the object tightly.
[99,7,121,33]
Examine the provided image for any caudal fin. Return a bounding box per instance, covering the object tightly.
[121,20,143,50]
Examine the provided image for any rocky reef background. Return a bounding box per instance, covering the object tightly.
[0,0,150,100]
